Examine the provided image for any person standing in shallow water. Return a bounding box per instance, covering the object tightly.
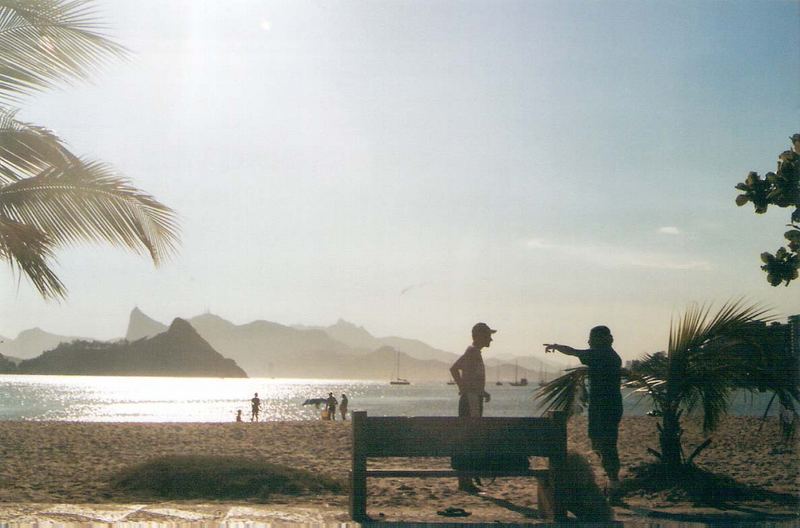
[450,322,495,493]
[340,393,348,421]
[544,325,622,495]
[326,392,338,421]
[250,392,261,422]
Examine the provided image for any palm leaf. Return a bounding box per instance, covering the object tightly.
[0,160,179,264]
[0,0,127,102]
[0,215,64,297]
[534,367,588,417]
[665,299,775,433]
[0,107,77,183]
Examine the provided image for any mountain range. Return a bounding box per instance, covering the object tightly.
[1,308,565,381]
[15,318,246,378]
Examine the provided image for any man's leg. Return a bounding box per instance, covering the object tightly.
[591,431,620,497]
[457,393,480,492]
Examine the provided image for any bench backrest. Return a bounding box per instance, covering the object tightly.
[352,411,567,459]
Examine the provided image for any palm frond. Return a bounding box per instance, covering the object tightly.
[0,160,179,264]
[534,367,588,417]
[623,370,667,395]
[0,107,77,183]
[665,299,775,431]
[0,0,128,102]
[0,214,64,297]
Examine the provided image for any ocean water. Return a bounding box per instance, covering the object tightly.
[0,374,781,422]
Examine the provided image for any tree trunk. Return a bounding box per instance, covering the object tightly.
[659,408,683,472]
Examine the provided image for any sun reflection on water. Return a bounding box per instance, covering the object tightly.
[0,374,779,422]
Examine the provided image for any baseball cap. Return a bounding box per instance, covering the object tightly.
[472,322,497,336]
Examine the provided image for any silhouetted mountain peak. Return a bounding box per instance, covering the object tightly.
[189,312,236,330]
[167,317,195,335]
[126,307,167,341]
[324,319,381,351]
[18,316,247,378]
[334,318,360,328]
[18,327,47,339]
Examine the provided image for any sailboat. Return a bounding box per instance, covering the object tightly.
[538,365,548,386]
[390,349,410,385]
[495,365,503,386]
[509,359,528,386]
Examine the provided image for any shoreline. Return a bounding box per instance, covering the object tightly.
[0,416,796,523]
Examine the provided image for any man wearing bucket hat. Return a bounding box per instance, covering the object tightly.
[450,322,495,492]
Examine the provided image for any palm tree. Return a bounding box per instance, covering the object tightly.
[536,300,797,473]
[0,0,178,299]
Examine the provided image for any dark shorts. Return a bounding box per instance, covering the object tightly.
[588,405,622,443]
[458,392,483,417]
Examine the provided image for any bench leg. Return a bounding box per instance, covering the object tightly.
[350,469,367,521]
[350,411,368,520]
[536,474,567,522]
[536,475,554,520]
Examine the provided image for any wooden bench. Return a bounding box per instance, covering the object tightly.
[349,410,568,521]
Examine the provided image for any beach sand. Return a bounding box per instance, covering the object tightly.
[0,416,796,523]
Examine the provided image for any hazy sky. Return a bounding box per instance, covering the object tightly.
[1,0,798,361]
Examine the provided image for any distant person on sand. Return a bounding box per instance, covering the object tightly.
[544,325,622,495]
[251,392,261,422]
[780,403,795,445]
[235,409,243,422]
[326,392,338,421]
[449,322,495,493]
[340,393,349,421]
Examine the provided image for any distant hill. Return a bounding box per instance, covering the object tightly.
[0,353,17,373]
[296,319,460,364]
[0,328,85,360]
[17,319,246,378]
[309,319,382,352]
[72,308,565,381]
[126,307,168,340]
[1,309,568,381]
[379,335,459,364]
[186,314,352,377]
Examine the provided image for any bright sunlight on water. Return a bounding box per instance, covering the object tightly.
[0,375,779,422]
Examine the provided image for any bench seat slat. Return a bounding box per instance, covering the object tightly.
[364,469,550,479]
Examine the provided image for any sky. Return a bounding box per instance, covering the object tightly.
[1,0,798,361]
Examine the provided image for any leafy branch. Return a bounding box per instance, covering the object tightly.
[735,133,800,286]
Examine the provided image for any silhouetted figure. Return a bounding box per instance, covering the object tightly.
[450,322,495,493]
[251,392,261,422]
[545,325,622,495]
[780,403,796,445]
[340,393,349,421]
[235,409,243,422]
[326,392,338,421]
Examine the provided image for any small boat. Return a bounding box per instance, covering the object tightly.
[509,360,528,386]
[495,365,503,385]
[538,365,548,387]
[390,349,411,385]
[447,380,456,385]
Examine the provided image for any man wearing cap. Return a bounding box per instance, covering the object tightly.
[544,325,623,495]
[450,322,495,492]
